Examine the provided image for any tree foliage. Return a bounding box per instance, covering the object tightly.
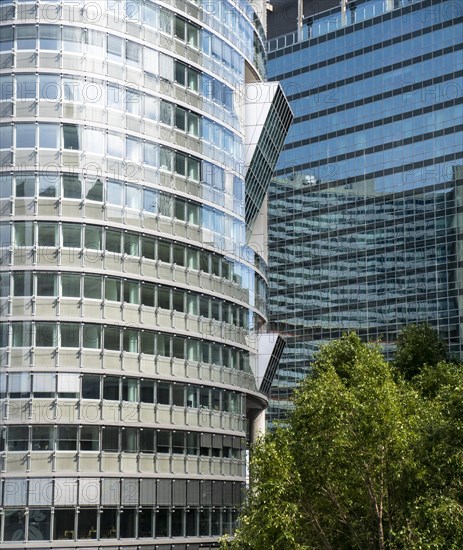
[224,332,463,550]
[393,323,448,380]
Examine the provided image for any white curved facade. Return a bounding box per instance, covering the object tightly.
[0,0,292,548]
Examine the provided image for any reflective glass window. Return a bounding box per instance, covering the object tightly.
[63,174,82,199]
[80,426,99,451]
[84,275,101,299]
[16,75,36,100]
[82,324,101,348]
[32,426,53,451]
[3,509,26,541]
[82,374,100,399]
[37,273,57,296]
[17,26,36,50]
[16,123,35,148]
[63,224,81,247]
[62,274,80,297]
[57,426,77,450]
[8,426,29,451]
[61,323,80,347]
[63,124,80,150]
[38,173,58,196]
[39,25,59,50]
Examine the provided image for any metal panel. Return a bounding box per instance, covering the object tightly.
[172,479,186,506]
[101,478,120,506]
[200,480,212,506]
[79,478,100,506]
[140,479,156,505]
[4,478,27,506]
[122,479,139,505]
[212,481,222,506]
[54,478,78,506]
[156,479,171,506]
[186,479,200,506]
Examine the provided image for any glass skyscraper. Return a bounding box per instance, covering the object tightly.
[0,0,291,546]
[267,0,463,423]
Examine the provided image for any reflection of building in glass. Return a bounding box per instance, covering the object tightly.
[0,0,290,546]
[267,0,463,425]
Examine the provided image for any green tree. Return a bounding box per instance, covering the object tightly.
[224,333,463,550]
[393,323,448,380]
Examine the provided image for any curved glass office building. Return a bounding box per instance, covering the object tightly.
[267,0,463,423]
[0,0,291,547]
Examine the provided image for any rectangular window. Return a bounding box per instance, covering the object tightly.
[37,272,57,296]
[80,426,99,451]
[172,431,184,454]
[14,272,33,297]
[140,379,154,403]
[123,330,138,353]
[84,275,101,299]
[82,374,101,399]
[104,327,120,351]
[16,74,36,100]
[33,372,55,397]
[156,333,170,356]
[8,372,30,398]
[82,324,101,349]
[140,429,154,452]
[126,41,140,64]
[157,382,170,405]
[157,430,170,453]
[140,331,155,355]
[12,322,32,347]
[85,226,102,250]
[172,336,185,359]
[123,281,138,304]
[62,224,81,248]
[15,175,35,198]
[57,426,77,451]
[53,509,75,540]
[172,384,185,407]
[158,287,170,309]
[17,26,36,50]
[143,189,159,214]
[38,223,57,246]
[63,27,81,52]
[16,123,35,148]
[61,322,80,347]
[102,428,119,452]
[38,173,59,198]
[122,428,137,452]
[105,278,121,302]
[8,426,29,451]
[63,124,80,150]
[175,107,186,131]
[107,133,123,158]
[32,426,53,451]
[187,69,199,92]
[158,241,171,263]
[85,178,103,201]
[61,274,80,297]
[35,322,57,347]
[57,373,79,398]
[39,124,59,149]
[108,35,123,59]
[0,124,13,149]
[106,230,121,253]
[175,62,186,86]
[103,376,119,400]
[63,175,82,199]
[39,25,59,50]
[126,185,141,210]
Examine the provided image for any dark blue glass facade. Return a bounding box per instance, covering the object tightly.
[267,0,463,423]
